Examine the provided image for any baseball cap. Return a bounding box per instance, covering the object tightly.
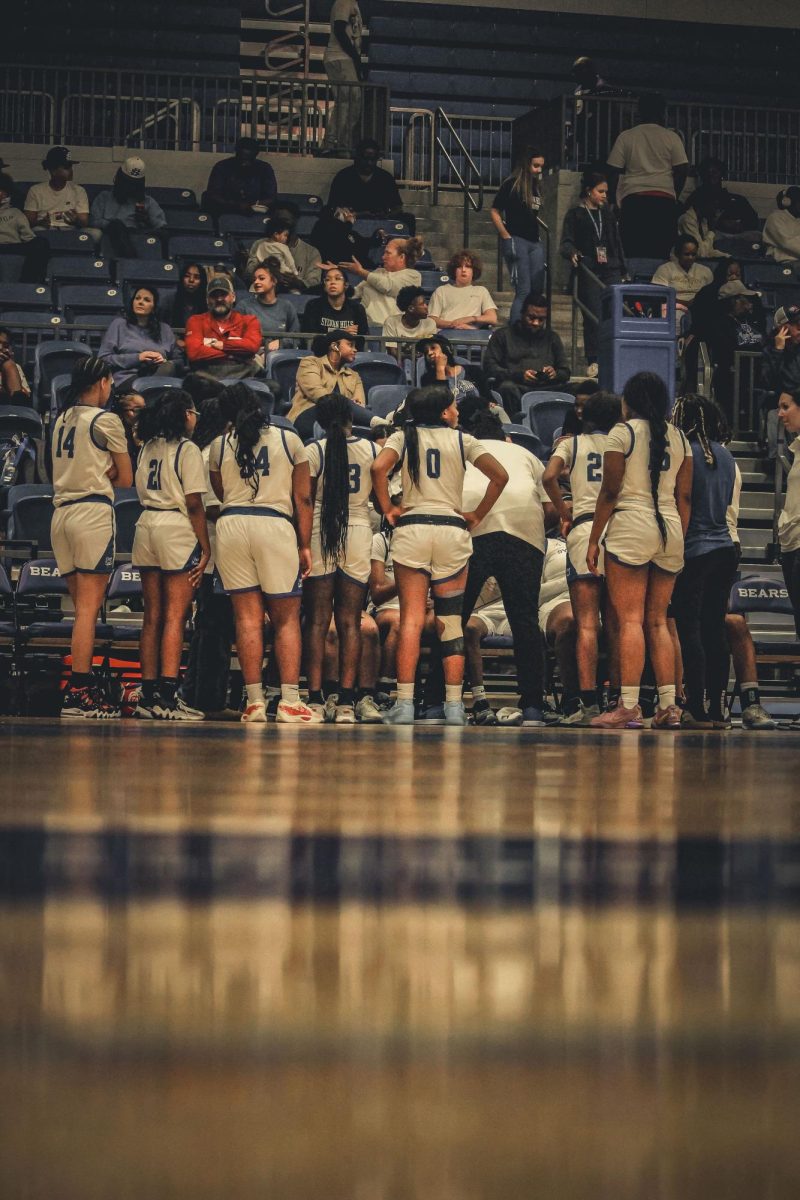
[718,280,760,299]
[324,328,357,349]
[207,274,235,296]
[775,304,800,326]
[43,146,78,171]
[121,156,146,180]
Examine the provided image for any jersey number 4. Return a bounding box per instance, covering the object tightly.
[55,426,76,459]
[255,447,270,477]
[147,459,163,491]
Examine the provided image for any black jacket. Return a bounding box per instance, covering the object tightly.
[560,204,625,275]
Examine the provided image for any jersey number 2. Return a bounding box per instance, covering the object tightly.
[55,426,76,459]
[586,451,602,482]
[147,459,163,491]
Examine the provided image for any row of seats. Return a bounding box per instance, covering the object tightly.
[10,187,324,216]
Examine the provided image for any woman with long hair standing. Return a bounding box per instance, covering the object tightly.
[295,391,378,723]
[587,372,693,729]
[491,147,546,323]
[371,385,508,725]
[51,357,133,718]
[132,390,210,720]
[670,394,739,728]
[209,384,321,724]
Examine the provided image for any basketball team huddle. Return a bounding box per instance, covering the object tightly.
[48,355,800,729]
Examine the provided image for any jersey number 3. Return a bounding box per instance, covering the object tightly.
[55,426,76,459]
[348,463,361,493]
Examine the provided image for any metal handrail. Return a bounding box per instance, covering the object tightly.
[433,108,484,247]
[263,0,311,78]
[570,260,605,370]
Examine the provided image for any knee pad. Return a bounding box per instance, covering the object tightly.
[434,592,465,657]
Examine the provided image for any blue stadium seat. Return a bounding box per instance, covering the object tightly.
[113,489,144,558]
[40,229,97,257]
[148,187,198,211]
[419,270,450,292]
[265,349,312,400]
[48,256,111,286]
[627,257,666,282]
[34,341,92,412]
[116,260,180,291]
[57,285,123,316]
[106,562,143,642]
[502,423,544,460]
[218,214,270,239]
[129,233,168,260]
[743,261,800,288]
[353,352,405,392]
[15,557,112,649]
[0,255,25,284]
[218,378,276,413]
[167,235,234,264]
[367,383,409,417]
[354,218,411,239]
[0,284,54,313]
[130,377,185,396]
[283,293,312,313]
[163,210,215,235]
[48,373,72,419]
[0,406,43,487]
[1,485,54,559]
[522,393,576,456]
[294,216,317,239]
[275,193,323,216]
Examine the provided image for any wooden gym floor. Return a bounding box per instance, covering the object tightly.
[0,720,799,1199]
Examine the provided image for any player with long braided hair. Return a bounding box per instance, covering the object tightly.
[587,372,693,729]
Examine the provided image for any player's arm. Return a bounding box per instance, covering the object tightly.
[369,556,397,606]
[587,450,624,574]
[542,451,571,523]
[675,453,693,536]
[461,452,508,531]
[185,493,211,587]
[108,450,133,490]
[291,460,314,577]
[209,469,224,503]
[370,447,401,523]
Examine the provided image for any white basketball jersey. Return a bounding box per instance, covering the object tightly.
[606,419,691,513]
[557,431,608,520]
[135,437,207,515]
[302,434,377,528]
[51,405,128,506]
[384,425,487,516]
[210,424,303,515]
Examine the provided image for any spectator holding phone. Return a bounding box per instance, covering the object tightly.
[483,292,570,420]
[89,157,166,259]
[24,147,89,230]
[202,137,278,221]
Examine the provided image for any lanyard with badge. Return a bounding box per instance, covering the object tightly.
[586,206,607,264]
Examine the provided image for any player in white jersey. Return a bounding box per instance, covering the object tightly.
[51,357,133,718]
[587,372,693,730]
[543,390,621,725]
[295,391,378,723]
[371,384,508,725]
[208,383,320,725]
[131,390,210,721]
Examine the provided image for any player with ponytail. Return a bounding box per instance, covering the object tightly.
[587,371,693,729]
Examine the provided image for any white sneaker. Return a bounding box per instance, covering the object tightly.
[306,702,326,722]
[241,701,267,723]
[277,699,323,724]
[323,693,339,723]
[151,696,205,722]
[496,706,523,726]
[334,703,356,724]
[355,695,383,723]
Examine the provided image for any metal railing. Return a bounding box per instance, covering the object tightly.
[0,65,389,156]
[432,109,484,250]
[390,107,513,194]
[732,350,764,436]
[536,94,800,183]
[569,261,604,371]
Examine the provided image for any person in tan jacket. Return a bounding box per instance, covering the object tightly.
[288,330,366,438]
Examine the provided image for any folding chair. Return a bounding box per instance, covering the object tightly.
[522,393,576,456]
[368,384,409,418]
[353,352,405,392]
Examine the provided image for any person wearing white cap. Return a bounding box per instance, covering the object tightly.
[89,157,166,258]
[708,279,765,418]
[24,147,89,230]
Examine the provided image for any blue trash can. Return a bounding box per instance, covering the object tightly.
[598,283,677,401]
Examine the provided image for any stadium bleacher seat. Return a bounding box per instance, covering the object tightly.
[15,557,112,656]
[283,293,312,314]
[367,383,409,417]
[130,377,185,396]
[522,393,576,456]
[353,352,405,392]
[163,210,215,235]
[354,218,411,239]
[294,216,317,239]
[0,255,26,284]
[218,214,270,239]
[503,423,545,460]
[48,373,72,419]
[419,270,450,292]
[48,256,111,286]
[218,378,277,412]
[113,489,144,558]
[744,261,799,288]
[1,484,54,561]
[148,187,198,211]
[34,342,92,412]
[57,286,123,317]
[106,562,143,643]
[728,575,800,663]
[276,194,323,216]
[265,349,312,400]
[116,260,180,290]
[627,257,664,282]
[167,235,234,265]
[0,406,43,487]
[40,229,96,257]
[0,285,54,314]
[129,234,168,260]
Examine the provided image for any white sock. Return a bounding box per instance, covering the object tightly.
[281,684,300,704]
[658,685,676,710]
[246,683,264,706]
[471,684,486,701]
[445,684,462,704]
[621,686,639,710]
[397,682,415,702]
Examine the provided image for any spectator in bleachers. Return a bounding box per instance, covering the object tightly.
[559,378,601,438]
[689,258,744,347]
[707,280,765,418]
[237,264,300,351]
[202,137,277,220]
[308,204,375,270]
[382,285,437,354]
[560,170,625,379]
[327,140,416,234]
[762,304,800,457]
[109,389,145,475]
[23,147,89,231]
[0,173,49,282]
[270,200,321,290]
[418,335,484,404]
[243,218,303,291]
[322,0,364,157]
[185,274,263,382]
[491,148,546,323]
[89,158,166,259]
[687,158,760,241]
[170,263,208,335]
[428,251,498,331]
[301,266,369,345]
[763,187,800,262]
[99,286,181,389]
[606,93,688,259]
[677,190,730,260]
[246,210,321,290]
[347,235,424,326]
[287,329,366,439]
[484,292,570,420]
[651,235,713,309]
[0,326,32,403]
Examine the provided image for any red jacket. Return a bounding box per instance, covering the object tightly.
[185,310,263,364]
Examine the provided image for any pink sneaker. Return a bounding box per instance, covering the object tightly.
[652,704,682,729]
[590,699,643,729]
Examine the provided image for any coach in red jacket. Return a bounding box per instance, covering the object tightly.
[185,274,263,381]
